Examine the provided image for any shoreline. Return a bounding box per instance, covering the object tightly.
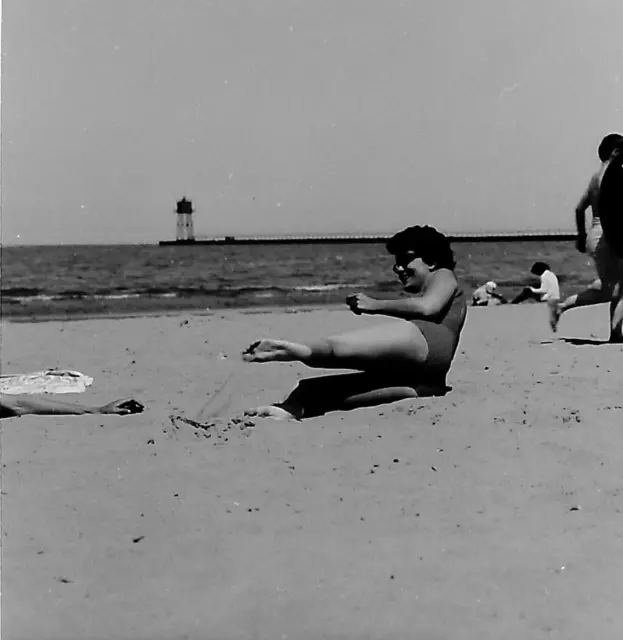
[3,301,347,324]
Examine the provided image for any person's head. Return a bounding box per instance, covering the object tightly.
[386,225,456,291]
[598,133,623,162]
[484,281,497,293]
[530,261,549,276]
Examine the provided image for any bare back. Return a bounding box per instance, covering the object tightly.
[585,163,610,220]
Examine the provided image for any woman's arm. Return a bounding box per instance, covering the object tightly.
[0,394,144,419]
[346,270,458,321]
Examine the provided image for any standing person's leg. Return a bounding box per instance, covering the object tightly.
[609,283,623,342]
[608,252,623,342]
[589,236,623,342]
[549,284,613,331]
[593,237,623,341]
[549,222,611,331]
[586,222,604,292]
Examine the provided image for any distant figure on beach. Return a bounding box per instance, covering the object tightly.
[549,133,623,340]
[511,262,560,304]
[242,225,467,419]
[0,394,144,419]
[472,281,507,306]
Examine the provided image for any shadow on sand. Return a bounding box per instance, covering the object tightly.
[560,337,613,346]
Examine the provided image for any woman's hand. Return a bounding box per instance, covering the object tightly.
[346,293,379,316]
[99,398,145,415]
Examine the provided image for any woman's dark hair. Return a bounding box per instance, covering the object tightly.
[531,261,549,275]
[598,133,623,162]
[386,225,456,270]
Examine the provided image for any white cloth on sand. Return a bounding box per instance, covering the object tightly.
[0,369,94,395]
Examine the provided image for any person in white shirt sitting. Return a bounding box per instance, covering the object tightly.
[511,262,560,304]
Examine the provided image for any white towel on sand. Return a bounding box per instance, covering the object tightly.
[0,369,94,395]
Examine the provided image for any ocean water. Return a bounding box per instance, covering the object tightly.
[1,240,596,319]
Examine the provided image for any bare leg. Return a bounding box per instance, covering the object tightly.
[245,371,444,420]
[549,233,609,331]
[243,321,429,372]
[609,282,623,342]
[588,277,603,291]
[0,394,143,419]
[549,284,613,332]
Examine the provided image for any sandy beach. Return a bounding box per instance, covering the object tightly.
[3,304,623,639]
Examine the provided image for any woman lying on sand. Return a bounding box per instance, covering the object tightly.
[0,394,144,419]
[243,225,467,419]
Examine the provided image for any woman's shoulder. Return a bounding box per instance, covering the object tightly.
[428,268,460,297]
[432,267,457,278]
[431,268,459,286]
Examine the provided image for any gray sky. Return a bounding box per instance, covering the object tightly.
[3,0,623,245]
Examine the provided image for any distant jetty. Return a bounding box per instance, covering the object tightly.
[161,198,576,245]
[159,231,576,246]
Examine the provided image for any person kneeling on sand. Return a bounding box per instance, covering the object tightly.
[472,281,507,306]
[0,394,144,419]
[242,225,467,419]
[511,262,560,304]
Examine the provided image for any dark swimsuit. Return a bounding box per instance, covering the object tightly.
[599,158,623,258]
[413,285,467,386]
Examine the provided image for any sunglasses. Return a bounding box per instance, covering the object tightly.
[392,252,418,271]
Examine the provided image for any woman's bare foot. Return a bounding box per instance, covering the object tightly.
[242,339,312,363]
[244,405,297,420]
[548,299,562,332]
[99,398,145,415]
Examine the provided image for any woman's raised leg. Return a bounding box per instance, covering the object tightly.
[243,320,429,372]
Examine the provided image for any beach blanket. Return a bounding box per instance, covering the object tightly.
[0,369,94,395]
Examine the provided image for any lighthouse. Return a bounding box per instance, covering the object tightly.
[175,197,195,242]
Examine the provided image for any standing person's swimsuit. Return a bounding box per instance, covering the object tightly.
[413,285,467,387]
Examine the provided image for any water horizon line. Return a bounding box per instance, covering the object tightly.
[5,228,578,248]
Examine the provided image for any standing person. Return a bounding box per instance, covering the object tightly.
[242,225,467,419]
[549,133,623,337]
[511,262,560,304]
[594,141,623,341]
